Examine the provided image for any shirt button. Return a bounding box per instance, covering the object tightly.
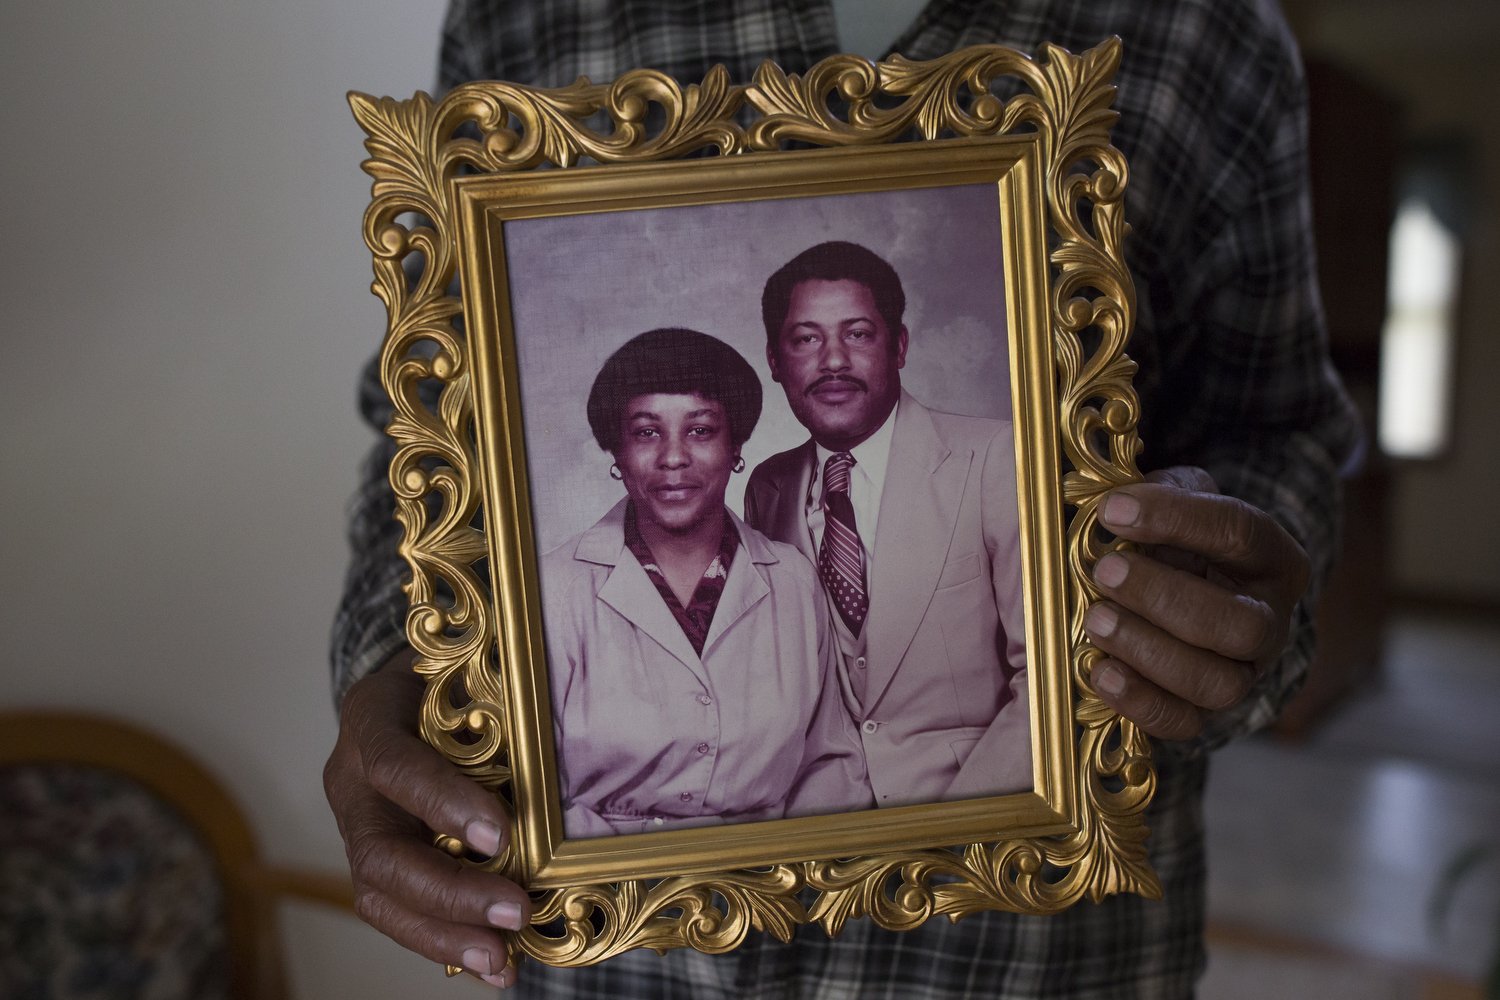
[696,742,710,754]
[861,720,879,735]
[855,656,867,670]
[652,817,665,826]
[680,792,693,802]
[698,694,712,705]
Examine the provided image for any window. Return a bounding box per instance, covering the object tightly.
[1377,145,1469,459]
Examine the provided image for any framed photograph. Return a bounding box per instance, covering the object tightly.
[352,39,1152,970]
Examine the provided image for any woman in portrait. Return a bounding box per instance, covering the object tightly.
[541,328,872,837]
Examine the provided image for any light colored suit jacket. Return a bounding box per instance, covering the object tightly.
[745,391,1030,806]
[541,500,872,837]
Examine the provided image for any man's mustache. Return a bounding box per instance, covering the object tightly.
[806,374,868,395]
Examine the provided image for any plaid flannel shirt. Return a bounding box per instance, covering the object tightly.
[332,1,1361,995]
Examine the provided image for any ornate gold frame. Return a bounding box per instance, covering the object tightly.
[351,39,1151,970]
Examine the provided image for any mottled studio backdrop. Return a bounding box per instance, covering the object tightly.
[503,182,1011,552]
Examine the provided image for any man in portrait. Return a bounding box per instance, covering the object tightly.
[744,240,1030,806]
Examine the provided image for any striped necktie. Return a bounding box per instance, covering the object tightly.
[818,452,868,635]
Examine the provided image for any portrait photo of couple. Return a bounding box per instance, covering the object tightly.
[502,184,1033,840]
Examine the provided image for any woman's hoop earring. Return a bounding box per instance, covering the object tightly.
[732,456,746,474]
[609,463,624,481]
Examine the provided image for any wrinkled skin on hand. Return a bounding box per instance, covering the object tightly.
[324,656,529,989]
[1084,466,1311,741]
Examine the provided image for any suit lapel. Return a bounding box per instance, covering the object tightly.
[757,441,818,563]
[864,395,971,711]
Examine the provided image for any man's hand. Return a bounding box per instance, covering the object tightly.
[324,655,529,989]
[1084,467,1310,741]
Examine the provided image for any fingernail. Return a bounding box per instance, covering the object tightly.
[481,967,517,989]
[1084,604,1118,639]
[1095,553,1129,588]
[466,819,503,857]
[1095,665,1127,697]
[462,947,495,976]
[1102,492,1141,528]
[487,901,525,930]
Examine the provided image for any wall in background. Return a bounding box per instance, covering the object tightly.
[0,2,473,994]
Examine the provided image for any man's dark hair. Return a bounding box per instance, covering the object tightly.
[761,241,906,350]
[586,328,763,454]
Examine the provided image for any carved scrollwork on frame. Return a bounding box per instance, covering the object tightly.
[351,37,1151,972]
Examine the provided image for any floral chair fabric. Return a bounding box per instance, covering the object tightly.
[0,762,230,1000]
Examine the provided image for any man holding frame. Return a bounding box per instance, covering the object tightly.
[325,0,1360,995]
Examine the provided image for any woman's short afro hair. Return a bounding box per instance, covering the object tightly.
[585,328,763,454]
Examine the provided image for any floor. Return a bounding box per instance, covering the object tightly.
[1200,611,1500,999]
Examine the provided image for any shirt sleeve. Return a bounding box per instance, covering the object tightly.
[328,355,413,707]
[543,563,622,839]
[1141,37,1362,756]
[328,2,503,707]
[437,0,489,90]
[944,421,1033,799]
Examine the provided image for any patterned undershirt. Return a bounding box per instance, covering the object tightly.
[622,501,739,656]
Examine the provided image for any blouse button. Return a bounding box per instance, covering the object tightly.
[652,817,665,826]
[697,694,712,706]
[696,742,710,754]
[861,720,879,735]
[855,656,867,669]
[680,791,693,802]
